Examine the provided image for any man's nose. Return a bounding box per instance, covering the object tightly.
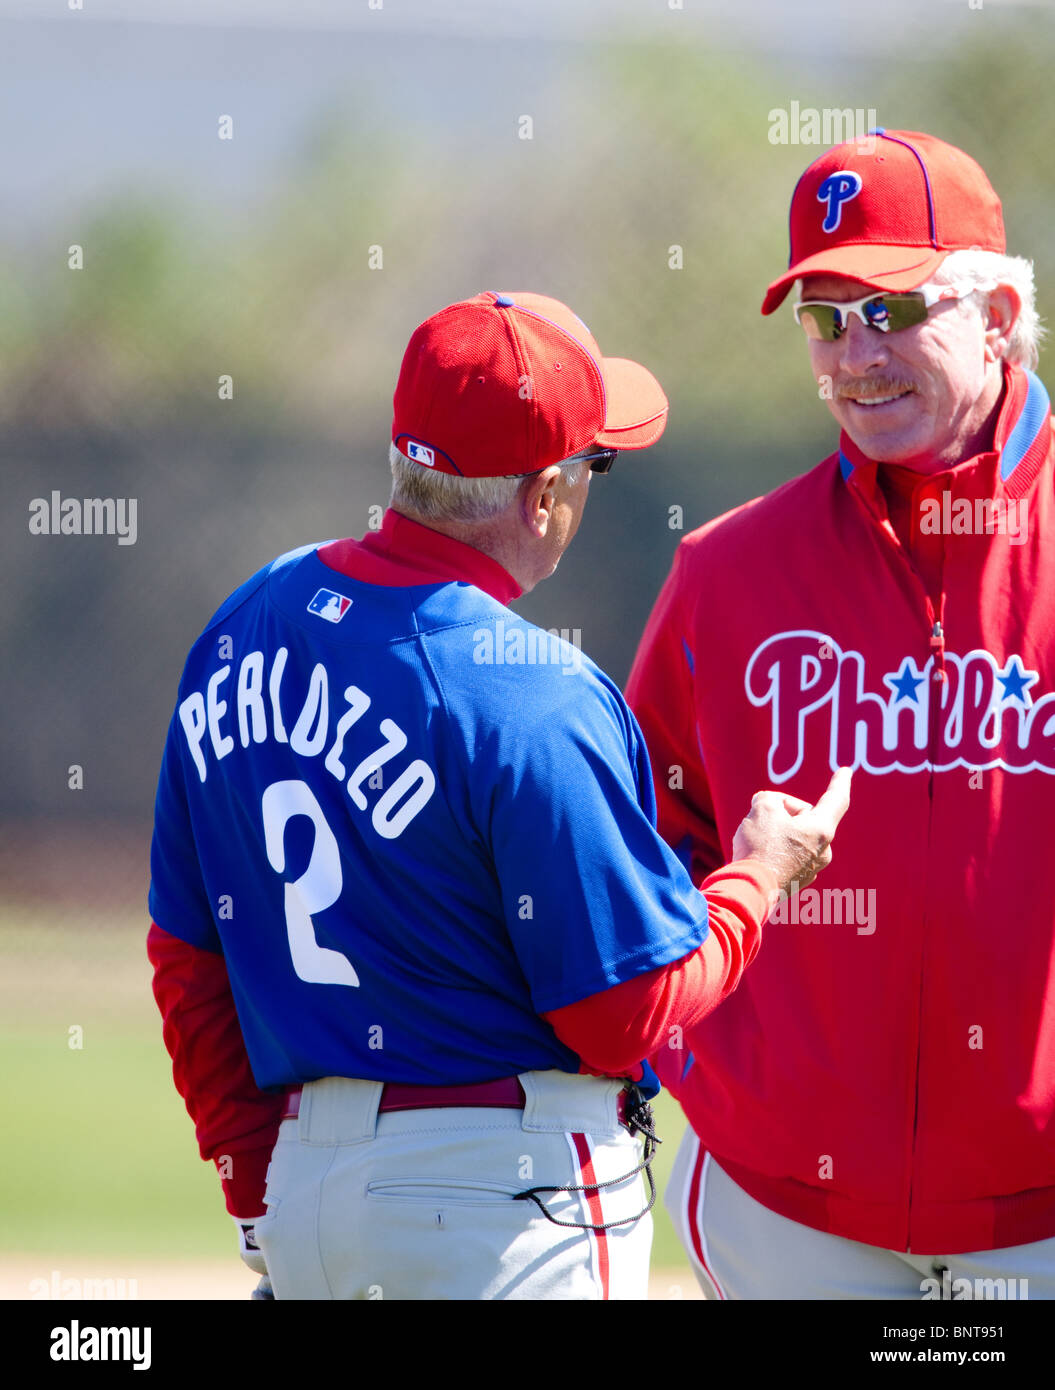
[837,313,889,374]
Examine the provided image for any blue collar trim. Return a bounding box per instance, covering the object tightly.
[1000,370,1050,481]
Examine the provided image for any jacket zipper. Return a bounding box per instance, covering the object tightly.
[852,477,945,1251]
[925,595,948,788]
[904,590,947,1251]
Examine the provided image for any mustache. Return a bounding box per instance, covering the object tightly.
[836,379,918,401]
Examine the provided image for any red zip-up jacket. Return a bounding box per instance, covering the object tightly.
[626,364,1055,1254]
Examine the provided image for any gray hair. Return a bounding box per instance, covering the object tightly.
[388,442,585,524]
[929,249,1045,371]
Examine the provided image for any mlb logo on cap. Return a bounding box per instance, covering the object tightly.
[406,440,436,467]
[307,589,353,623]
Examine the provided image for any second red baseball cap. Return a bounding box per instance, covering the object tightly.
[762,129,1006,315]
[392,291,669,477]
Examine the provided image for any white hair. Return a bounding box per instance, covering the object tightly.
[929,249,1045,370]
[388,442,585,524]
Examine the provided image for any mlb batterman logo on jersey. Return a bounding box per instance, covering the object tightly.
[307,588,352,623]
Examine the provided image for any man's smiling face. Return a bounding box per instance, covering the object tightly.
[800,274,1006,472]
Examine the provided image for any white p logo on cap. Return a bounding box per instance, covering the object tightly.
[817,170,863,233]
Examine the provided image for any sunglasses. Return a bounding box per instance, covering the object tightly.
[793,281,994,342]
[510,448,619,481]
[569,448,618,474]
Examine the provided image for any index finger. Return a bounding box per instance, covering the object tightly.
[810,766,853,828]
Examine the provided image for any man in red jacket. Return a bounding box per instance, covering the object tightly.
[627,130,1055,1299]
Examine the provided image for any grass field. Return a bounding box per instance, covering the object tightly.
[1,914,699,1298]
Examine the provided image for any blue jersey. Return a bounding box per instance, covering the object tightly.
[149,533,710,1090]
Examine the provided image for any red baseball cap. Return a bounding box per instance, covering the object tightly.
[392,291,669,477]
[762,129,1005,315]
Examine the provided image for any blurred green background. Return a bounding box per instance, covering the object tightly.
[3,0,1054,1296]
[0,913,691,1290]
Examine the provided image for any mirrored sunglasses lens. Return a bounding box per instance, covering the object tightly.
[880,293,929,332]
[797,305,842,341]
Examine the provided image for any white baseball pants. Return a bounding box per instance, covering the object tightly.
[667,1128,1055,1300]
[253,1071,653,1300]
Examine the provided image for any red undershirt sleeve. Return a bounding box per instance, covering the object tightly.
[149,858,776,1210]
[542,859,779,1076]
[147,922,284,1218]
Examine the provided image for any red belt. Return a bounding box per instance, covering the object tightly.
[281,1078,629,1123]
[281,1077,526,1121]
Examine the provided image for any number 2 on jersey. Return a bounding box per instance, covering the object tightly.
[261,779,360,987]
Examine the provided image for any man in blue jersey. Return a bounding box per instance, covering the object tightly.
[148,290,850,1300]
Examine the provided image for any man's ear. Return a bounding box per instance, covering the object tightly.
[520,466,563,539]
[984,284,1022,365]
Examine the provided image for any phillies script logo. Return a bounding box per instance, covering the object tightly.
[745,631,1055,782]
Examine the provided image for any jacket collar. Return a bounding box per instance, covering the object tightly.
[837,365,1052,506]
[317,509,522,606]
